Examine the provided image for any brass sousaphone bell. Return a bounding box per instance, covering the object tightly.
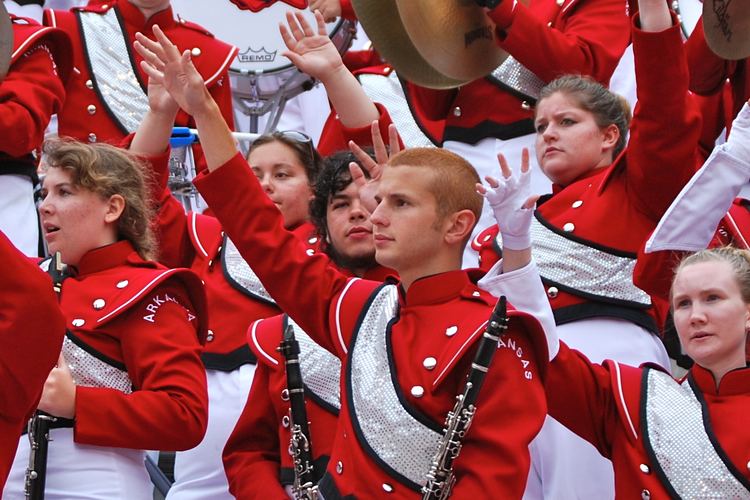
[351,0,510,89]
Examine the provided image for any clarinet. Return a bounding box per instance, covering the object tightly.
[25,252,66,500]
[278,324,319,500]
[422,296,509,500]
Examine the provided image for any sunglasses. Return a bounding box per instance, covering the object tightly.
[277,130,315,160]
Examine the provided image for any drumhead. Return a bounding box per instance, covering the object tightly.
[170,0,351,76]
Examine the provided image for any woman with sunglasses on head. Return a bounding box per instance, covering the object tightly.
[473,0,702,496]
[2,139,208,500]
[483,99,750,499]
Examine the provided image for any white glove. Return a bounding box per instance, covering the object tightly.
[479,152,535,250]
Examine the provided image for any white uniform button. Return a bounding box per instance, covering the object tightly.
[423,357,437,370]
[472,291,481,297]
[88,133,97,143]
[87,104,97,115]
[308,237,318,244]
[281,389,289,401]
[72,318,85,327]
[411,386,425,398]
[306,248,315,256]
[563,222,575,232]
[206,329,214,342]
[547,21,553,27]
[116,280,129,289]
[382,483,393,493]
[452,106,462,117]
[191,47,202,57]
[85,79,94,90]
[572,200,583,208]
[92,299,106,310]
[746,459,750,470]
[483,234,492,242]
[547,286,558,298]
[336,461,343,474]
[282,415,290,428]
[445,325,458,337]
[639,464,650,474]
[521,100,531,110]
[556,0,564,6]
[101,3,108,9]
[641,490,651,500]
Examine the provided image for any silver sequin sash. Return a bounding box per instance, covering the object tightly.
[644,369,750,499]
[349,285,442,489]
[288,316,341,412]
[358,72,436,148]
[488,56,545,102]
[496,216,652,306]
[78,8,150,133]
[223,237,276,304]
[62,334,134,394]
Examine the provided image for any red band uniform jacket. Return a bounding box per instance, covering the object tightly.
[0,232,65,488]
[473,16,701,332]
[194,153,550,499]
[44,0,236,169]
[52,240,208,450]
[223,264,393,499]
[548,342,750,498]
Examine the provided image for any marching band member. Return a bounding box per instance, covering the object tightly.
[473,0,701,496]
[0,13,70,256]
[43,0,236,171]
[137,25,551,498]
[481,102,750,498]
[2,139,208,499]
[0,231,65,489]
[222,150,393,499]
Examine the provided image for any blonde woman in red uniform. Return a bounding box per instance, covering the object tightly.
[485,102,750,497]
[2,139,208,499]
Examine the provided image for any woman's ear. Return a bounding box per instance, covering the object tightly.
[104,194,126,224]
[601,123,620,152]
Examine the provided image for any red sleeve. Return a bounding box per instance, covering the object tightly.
[0,42,65,157]
[544,342,624,458]
[0,232,65,423]
[625,16,702,220]
[317,103,397,156]
[223,365,288,500]
[194,154,355,356]
[491,0,630,84]
[73,283,208,451]
[686,17,736,96]
[451,324,547,497]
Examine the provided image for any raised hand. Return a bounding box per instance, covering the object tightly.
[37,353,76,419]
[477,148,539,250]
[348,121,401,213]
[134,25,212,118]
[308,0,342,23]
[280,10,345,82]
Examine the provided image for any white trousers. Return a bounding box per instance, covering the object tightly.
[0,175,39,257]
[523,317,670,500]
[4,428,152,499]
[165,363,256,500]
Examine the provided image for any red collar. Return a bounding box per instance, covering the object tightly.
[116,0,175,31]
[399,269,482,307]
[690,363,750,397]
[71,240,138,276]
[551,163,610,194]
